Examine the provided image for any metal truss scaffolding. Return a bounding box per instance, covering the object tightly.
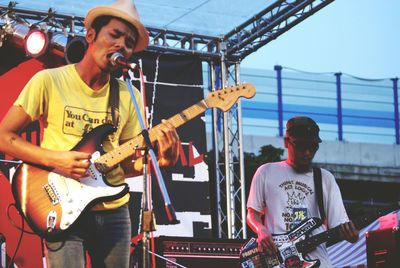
[209,59,247,239]
[224,0,335,61]
[1,0,334,61]
[0,0,334,239]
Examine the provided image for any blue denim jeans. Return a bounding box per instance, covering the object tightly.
[45,204,131,268]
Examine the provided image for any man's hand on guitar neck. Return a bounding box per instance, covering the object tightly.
[155,119,180,167]
[338,221,359,243]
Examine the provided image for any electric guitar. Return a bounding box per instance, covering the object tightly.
[11,83,256,238]
[240,210,389,268]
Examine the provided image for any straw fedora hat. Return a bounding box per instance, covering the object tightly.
[84,0,149,52]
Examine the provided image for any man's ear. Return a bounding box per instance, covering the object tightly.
[283,137,289,148]
[86,28,95,43]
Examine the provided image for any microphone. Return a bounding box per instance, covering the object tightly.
[110,52,137,69]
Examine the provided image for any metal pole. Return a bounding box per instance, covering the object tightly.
[209,61,223,238]
[141,155,150,268]
[335,72,343,141]
[392,78,399,144]
[274,65,283,137]
[220,48,234,238]
[235,62,247,239]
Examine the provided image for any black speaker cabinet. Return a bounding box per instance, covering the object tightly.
[134,236,245,268]
[366,227,399,268]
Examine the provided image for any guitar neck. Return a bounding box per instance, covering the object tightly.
[296,211,384,254]
[94,100,208,172]
[296,225,340,253]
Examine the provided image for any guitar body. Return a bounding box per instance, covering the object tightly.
[240,218,322,268]
[11,124,129,238]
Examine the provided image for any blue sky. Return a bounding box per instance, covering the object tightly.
[241,0,400,79]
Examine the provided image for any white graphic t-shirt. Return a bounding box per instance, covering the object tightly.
[247,160,349,268]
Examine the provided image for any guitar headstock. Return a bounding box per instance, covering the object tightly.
[205,83,256,112]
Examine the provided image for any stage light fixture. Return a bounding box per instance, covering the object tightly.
[8,23,30,49]
[65,36,87,64]
[50,32,87,64]
[49,32,68,57]
[6,22,49,58]
[24,28,49,57]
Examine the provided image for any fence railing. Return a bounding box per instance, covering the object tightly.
[230,65,399,145]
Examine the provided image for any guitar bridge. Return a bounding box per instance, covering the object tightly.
[43,183,60,205]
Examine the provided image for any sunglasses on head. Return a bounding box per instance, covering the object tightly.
[288,139,319,151]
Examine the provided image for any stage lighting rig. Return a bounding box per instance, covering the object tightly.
[0,2,89,62]
[1,21,87,62]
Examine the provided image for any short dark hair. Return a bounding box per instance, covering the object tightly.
[91,16,112,40]
[91,15,138,42]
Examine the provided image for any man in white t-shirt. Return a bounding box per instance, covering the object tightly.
[247,116,359,267]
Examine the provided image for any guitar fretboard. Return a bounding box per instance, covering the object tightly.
[296,211,385,254]
[94,100,208,172]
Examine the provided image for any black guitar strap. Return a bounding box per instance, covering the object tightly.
[313,167,326,224]
[109,78,120,128]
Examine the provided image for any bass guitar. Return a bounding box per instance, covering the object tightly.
[12,83,256,238]
[240,210,389,268]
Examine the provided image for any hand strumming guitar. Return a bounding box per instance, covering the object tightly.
[50,151,92,180]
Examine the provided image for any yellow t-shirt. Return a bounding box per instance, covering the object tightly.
[14,64,142,210]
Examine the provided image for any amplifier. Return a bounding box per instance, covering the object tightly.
[366,227,399,268]
[138,236,245,268]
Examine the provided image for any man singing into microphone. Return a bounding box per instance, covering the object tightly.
[0,0,180,267]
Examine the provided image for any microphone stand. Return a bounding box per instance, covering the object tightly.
[140,147,153,268]
[120,67,179,268]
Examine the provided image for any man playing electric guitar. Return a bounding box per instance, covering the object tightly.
[247,116,359,267]
[0,1,180,267]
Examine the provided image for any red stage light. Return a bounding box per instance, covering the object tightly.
[24,28,49,58]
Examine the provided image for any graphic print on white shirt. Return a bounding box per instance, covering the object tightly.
[279,179,314,230]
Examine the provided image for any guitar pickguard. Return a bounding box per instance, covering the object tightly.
[47,151,126,231]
